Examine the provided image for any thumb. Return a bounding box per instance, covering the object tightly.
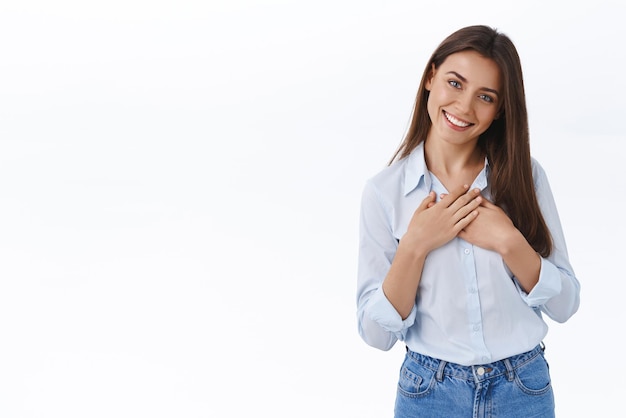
[419,191,436,210]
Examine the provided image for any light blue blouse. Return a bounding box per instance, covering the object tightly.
[356,142,580,366]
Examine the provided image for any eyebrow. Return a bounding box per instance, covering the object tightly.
[446,71,500,97]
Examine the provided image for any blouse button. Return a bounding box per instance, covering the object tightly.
[464,248,470,255]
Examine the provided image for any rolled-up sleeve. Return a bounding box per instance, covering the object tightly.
[518,161,581,322]
[356,181,416,351]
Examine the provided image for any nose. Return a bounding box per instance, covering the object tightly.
[456,91,473,114]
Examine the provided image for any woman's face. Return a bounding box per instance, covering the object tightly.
[425,50,501,148]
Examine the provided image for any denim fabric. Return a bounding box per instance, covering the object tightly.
[394,345,554,418]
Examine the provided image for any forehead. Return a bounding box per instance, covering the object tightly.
[438,50,501,89]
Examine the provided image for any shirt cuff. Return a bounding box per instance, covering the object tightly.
[367,286,416,340]
[518,257,562,307]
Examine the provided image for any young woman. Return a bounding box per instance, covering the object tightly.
[356,25,580,417]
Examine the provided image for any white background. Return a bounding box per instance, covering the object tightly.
[0,1,623,417]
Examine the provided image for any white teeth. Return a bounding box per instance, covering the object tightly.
[444,111,471,127]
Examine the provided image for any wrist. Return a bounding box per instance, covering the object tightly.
[397,238,430,261]
[499,228,528,257]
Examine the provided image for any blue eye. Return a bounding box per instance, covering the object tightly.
[479,94,494,103]
[448,80,461,88]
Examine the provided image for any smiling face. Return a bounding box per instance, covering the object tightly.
[425,50,502,150]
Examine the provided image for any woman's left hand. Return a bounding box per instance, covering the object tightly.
[457,196,518,254]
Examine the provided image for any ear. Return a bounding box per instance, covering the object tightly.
[425,63,436,91]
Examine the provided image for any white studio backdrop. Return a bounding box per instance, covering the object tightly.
[0,1,623,417]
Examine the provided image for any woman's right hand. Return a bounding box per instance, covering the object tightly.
[399,184,482,256]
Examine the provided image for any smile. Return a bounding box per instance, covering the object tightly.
[443,111,473,128]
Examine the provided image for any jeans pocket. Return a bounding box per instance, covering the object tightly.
[513,352,553,396]
[397,356,435,398]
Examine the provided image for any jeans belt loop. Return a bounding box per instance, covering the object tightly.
[436,359,447,382]
[503,358,515,381]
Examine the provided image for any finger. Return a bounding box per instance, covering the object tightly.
[418,191,436,210]
[446,187,481,212]
[454,208,479,232]
[440,184,470,207]
[451,195,481,223]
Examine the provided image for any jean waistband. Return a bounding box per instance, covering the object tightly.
[405,344,545,383]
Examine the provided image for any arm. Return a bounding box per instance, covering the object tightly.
[529,162,580,322]
[458,162,580,322]
[458,199,543,293]
[383,185,482,318]
[356,181,404,350]
[357,182,482,350]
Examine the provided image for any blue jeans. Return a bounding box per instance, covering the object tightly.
[394,345,554,418]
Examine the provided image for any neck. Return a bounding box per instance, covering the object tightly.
[423,139,484,189]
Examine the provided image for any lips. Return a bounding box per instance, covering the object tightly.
[443,110,473,128]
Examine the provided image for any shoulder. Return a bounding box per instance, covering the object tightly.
[359,159,407,215]
[367,158,407,189]
[367,144,426,194]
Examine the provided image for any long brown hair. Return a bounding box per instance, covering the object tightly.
[390,25,552,256]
